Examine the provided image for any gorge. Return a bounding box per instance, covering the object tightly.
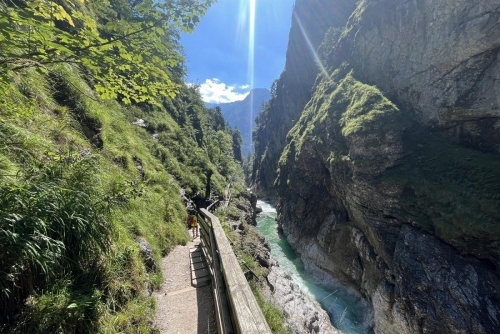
[252,0,500,333]
[2,0,500,332]
[256,200,371,334]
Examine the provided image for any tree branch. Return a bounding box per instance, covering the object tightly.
[0,21,162,69]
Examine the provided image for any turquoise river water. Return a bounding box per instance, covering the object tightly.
[256,200,372,334]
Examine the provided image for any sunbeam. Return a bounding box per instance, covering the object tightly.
[248,0,256,144]
[248,0,256,88]
[293,11,331,81]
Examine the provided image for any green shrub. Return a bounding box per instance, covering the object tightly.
[0,46,245,332]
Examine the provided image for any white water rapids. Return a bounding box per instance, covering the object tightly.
[256,200,373,334]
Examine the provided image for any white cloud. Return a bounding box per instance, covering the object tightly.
[197,78,250,104]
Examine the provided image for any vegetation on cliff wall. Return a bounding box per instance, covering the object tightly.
[382,127,500,258]
[0,1,245,332]
[251,0,356,196]
[255,0,500,262]
[278,67,500,259]
[280,70,401,159]
[252,0,500,332]
[274,67,500,332]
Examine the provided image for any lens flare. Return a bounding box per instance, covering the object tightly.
[248,0,256,89]
[236,0,256,155]
[293,11,331,81]
[248,0,256,152]
[236,0,255,85]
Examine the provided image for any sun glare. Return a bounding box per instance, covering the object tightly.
[248,0,256,135]
[236,0,257,147]
[248,0,256,88]
[293,11,331,81]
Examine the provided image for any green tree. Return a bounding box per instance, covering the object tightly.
[0,0,216,104]
[231,128,243,162]
[208,106,226,131]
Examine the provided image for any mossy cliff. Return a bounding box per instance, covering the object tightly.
[252,0,357,197]
[253,0,500,333]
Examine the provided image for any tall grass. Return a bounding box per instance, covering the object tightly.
[0,152,112,331]
[11,279,102,334]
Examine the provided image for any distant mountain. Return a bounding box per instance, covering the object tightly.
[207,88,270,156]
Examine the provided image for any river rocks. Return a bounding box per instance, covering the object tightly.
[225,192,276,268]
[229,191,259,225]
[227,195,340,333]
[265,267,340,334]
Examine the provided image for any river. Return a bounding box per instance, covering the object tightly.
[256,200,372,334]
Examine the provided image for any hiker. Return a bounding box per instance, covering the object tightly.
[188,213,199,239]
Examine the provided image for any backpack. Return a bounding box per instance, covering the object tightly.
[189,215,197,227]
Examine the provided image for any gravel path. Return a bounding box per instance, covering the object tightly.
[153,236,217,334]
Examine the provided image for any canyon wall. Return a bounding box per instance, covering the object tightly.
[252,0,357,197]
[253,0,500,333]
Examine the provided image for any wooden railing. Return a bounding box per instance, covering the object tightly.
[198,208,272,334]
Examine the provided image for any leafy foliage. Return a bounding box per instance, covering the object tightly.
[0,0,252,331]
[0,0,215,104]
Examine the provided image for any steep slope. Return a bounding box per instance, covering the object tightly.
[0,63,245,333]
[207,88,270,156]
[0,1,242,331]
[252,0,357,197]
[254,0,500,333]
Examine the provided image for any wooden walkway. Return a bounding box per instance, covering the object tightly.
[154,208,271,334]
[153,236,217,334]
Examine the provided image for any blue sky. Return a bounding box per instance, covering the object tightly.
[181,0,295,103]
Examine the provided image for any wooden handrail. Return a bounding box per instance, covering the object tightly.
[198,209,272,334]
[206,199,219,212]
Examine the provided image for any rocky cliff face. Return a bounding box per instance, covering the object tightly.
[333,0,500,153]
[252,0,357,197]
[255,0,500,333]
